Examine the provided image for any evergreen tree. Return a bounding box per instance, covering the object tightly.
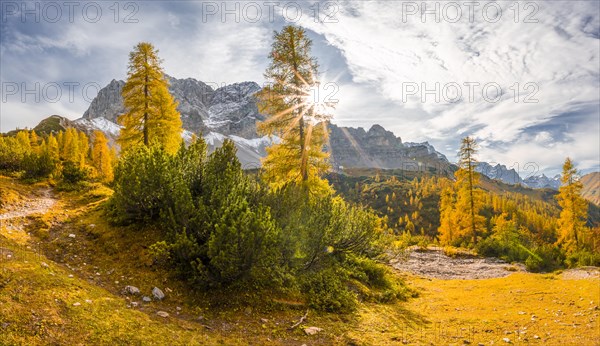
[91,130,114,183]
[256,25,331,193]
[205,185,280,285]
[111,144,186,223]
[556,158,588,253]
[118,42,182,154]
[455,136,484,244]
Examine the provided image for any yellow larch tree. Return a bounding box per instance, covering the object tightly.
[255,25,332,193]
[91,130,114,183]
[438,137,485,245]
[118,42,182,154]
[78,130,89,167]
[63,128,79,163]
[46,134,60,163]
[15,131,31,152]
[555,158,589,253]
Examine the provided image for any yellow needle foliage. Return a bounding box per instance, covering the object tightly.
[118,42,182,154]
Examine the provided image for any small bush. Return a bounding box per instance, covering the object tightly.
[525,255,543,272]
[346,256,415,303]
[526,245,562,272]
[476,229,531,263]
[302,268,357,313]
[148,241,171,266]
[442,246,461,258]
[565,250,600,268]
[61,161,90,184]
[109,145,191,224]
[349,257,389,289]
[21,152,54,179]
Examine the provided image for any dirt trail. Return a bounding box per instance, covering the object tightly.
[0,187,56,221]
[391,247,525,279]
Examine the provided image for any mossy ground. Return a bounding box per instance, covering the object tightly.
[1,176,598,345]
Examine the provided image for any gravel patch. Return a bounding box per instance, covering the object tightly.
[391,248,525,280]
[0,188,56,220]
[561,267,600,280]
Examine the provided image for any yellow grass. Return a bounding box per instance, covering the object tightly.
[342,273,599,345]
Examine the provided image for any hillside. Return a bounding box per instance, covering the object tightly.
[581,172,600,206]
[1,176,598,345]
[328,169,600,238]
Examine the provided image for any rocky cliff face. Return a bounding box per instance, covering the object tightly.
[327,123,449,172]
[83,79,125,123]
[205,82,263,138]
[82,76,261,138]
[167,77,214,133]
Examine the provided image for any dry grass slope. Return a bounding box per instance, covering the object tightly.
[1,176,598,345]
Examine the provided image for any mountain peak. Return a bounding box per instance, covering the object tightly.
[77,77,451,173]
[475,162,522,185]
[522,173,561,190]
[33,115,75,135]
[368,124,387,133]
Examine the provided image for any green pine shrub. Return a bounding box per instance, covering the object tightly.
[108,139,406,312]
[21,151,54,179]
[302,268,358,313]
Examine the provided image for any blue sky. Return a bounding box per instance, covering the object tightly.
[1,0,599,175]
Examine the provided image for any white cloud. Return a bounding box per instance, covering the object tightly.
[296,0,599,170]
[0,2,272,131]
[1,1,598,175]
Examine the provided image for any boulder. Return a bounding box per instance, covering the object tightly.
[152,287,165,300]
[304,327,323,335]
[124,285,140,295]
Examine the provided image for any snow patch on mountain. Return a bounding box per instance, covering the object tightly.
[75,117,122,137]
[182,130,196,142]
[204,132,227,146]
[523,174,562,190]
[229,135,280,149]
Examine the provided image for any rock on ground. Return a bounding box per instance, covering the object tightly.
[304,327,323,335]
[152,287,165,300]
[124,285,140,295]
